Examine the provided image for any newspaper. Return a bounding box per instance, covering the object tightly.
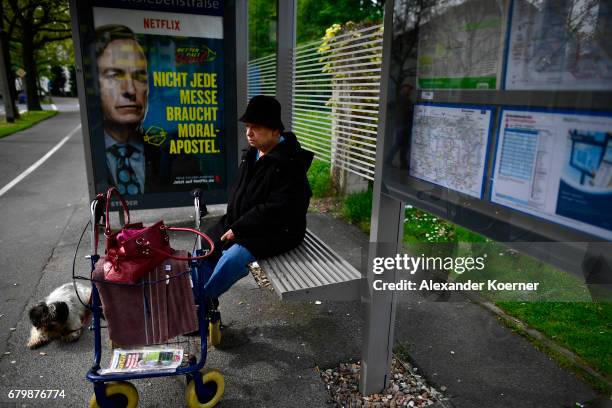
[100,348,184,375]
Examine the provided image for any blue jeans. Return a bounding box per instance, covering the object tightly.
[197,244,256,299]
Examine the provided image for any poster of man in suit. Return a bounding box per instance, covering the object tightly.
[91,1,226,198]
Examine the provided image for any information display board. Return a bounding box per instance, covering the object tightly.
[504,0,612,90]
[71,0,237,209]
[409,103,493,198]
[416,0,507,89]
[382,0,612,281]
[491,108,612,239]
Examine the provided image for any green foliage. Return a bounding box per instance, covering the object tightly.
[247,0,384,60]
[4,0,72,110]
[341,188,373,231]
[36,38,74,82]
[248,0,277,60]
[307,159,333,198]
[296,109,332,151]
[0,110,58,138]
[403,207,486,244]
[297,0,383,44]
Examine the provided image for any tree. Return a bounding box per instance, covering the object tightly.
[36,37,73,91]
[249,0,277,60]
[248,0,384,60]
[297,0,384,44]
[0,1,18,121]
[4,0,72,111]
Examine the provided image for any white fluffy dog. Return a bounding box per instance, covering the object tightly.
[27,282,91,349]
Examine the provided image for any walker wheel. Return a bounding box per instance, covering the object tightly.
[208,320,222,347]
[89,381,138,408]
[185,370,225,408]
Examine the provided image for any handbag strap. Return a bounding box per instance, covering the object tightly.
[149,226,216,261]
[104,187,130,236]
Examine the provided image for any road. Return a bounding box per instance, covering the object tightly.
[0,99,87,357]
[0,99,94,406]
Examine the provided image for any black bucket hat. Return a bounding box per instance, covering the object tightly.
[239,95,285,131]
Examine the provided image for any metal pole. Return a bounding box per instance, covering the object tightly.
[360,0,405,395]
[69,0,97,201]
[235,0,249,154]
[360,195,404,395]
[276,0,296,130]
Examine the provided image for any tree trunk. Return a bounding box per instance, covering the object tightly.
[0,1,18,121]
[21,25,42,111]
[0,33,18,121]
[6,49,17,106]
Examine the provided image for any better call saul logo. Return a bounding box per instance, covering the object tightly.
[176,46,217,64]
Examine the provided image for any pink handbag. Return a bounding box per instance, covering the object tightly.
[101,187,214,283]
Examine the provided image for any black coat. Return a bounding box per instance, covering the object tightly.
[210,132,313,259]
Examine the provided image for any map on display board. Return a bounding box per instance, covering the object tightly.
[491,109,612,239]
[416,0,507,89]
[409,104,493,198]
[505,0,612,90]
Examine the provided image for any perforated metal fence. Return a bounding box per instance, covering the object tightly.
[247,24,383,181]
[247,53,277,99]
[293,24,383,180]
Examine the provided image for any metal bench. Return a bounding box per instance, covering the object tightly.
[257,229,363,301]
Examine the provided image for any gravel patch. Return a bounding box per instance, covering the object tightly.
[320,358,448,407]
[249,261,271,288]
[310,197,343,214]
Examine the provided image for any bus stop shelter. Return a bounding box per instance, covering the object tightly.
[71,0,612,398]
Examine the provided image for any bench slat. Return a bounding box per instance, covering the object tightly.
[292,244,339,285]
[301,235,357,283]
[258,229,363,301]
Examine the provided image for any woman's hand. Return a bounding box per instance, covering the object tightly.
[220,229,235,242]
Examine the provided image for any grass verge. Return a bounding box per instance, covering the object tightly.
[0,110,58,139]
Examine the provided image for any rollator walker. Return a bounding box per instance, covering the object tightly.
[82,189,224,408]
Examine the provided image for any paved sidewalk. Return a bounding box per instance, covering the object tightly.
[0,205,600,407]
